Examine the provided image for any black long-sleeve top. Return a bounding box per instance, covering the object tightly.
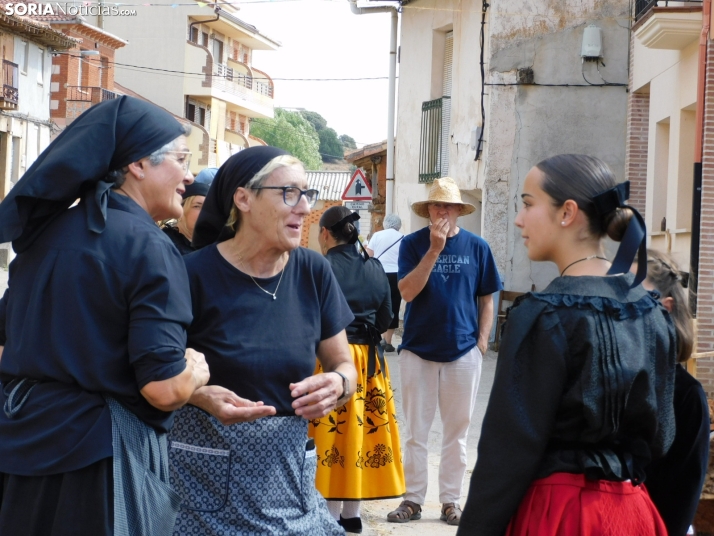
[325,243,392,344]
[646,364,710,536]
[458,274,676,536]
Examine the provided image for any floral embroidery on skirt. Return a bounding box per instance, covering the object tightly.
[310,344,405,501]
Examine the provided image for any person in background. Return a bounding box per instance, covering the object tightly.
[366,213,404,352]
[458,155,675,536]
[388,177,502,526]
[313,206,405,534]
[0,96,210,535]
[169,146,356,535]
[194,167,218,185]
[162,181,209,255]
[644,249,709,536]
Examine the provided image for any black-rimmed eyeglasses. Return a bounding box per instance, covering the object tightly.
[250,186,320,208]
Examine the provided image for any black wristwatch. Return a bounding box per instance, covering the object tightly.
[332,371,349,402]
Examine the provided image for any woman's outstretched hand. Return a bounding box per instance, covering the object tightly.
[290,372,344,420]
[189,385,276,425]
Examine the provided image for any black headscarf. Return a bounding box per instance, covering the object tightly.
[192,146,289,248]
[0,96,185,253]
[182,182,210,199]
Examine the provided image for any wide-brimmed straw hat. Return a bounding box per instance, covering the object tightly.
[411,177,476,218]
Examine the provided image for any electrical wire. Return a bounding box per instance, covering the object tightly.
[54,53,392,82]
[46,0,640,20]
[580,59,626,86]
[487,81,627,88]
[474,0,488,162]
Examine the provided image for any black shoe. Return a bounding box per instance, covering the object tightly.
[339,515,363,534]
[384,343,396,352]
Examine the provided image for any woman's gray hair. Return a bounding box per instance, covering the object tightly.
[109,123,191,188]
[383,213,401,231]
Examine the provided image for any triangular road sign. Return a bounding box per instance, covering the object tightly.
[341,169,372,200]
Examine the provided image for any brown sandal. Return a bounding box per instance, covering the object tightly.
[441,503,462,526]
[387,500,422,523]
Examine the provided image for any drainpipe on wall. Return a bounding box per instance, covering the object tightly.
[189,6,221,43]
[690,0,711,316]
[347,0,398,217]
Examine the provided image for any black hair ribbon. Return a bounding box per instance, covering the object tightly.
[592,181,647,288]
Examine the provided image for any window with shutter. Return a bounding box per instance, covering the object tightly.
[419,31,453,183]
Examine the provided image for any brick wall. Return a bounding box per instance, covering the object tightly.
[694,39,714,395]
[625,33,649,217]
[50,26,120,122]
[301,200,342,248]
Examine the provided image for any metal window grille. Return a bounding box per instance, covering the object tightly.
[635,0,702,20]
[419,96,450,183]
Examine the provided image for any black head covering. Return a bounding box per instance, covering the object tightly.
[192,146,289,248]
[182,182,210,199]
[320,205,360,245]
[319,205,370,260]
[0,96,185,253]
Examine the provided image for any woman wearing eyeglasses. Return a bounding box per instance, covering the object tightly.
[0,97,210,535]
[168,146,357,535]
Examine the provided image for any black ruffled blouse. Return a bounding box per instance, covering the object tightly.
[458,273,676,536]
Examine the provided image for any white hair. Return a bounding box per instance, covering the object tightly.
[383,213,402,231]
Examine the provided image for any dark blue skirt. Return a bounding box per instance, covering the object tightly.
[0,457,113,536]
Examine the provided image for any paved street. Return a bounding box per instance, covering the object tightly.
[359,335,497,536]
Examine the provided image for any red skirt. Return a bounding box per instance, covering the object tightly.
[506,473,668,536]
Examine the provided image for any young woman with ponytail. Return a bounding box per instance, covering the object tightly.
[457,154,676,536]
[311,206,406,533]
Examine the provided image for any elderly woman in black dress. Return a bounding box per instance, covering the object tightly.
[0,96,210,535]
[169,146,357,535]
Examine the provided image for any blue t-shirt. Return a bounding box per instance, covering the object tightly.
[0,191,191,476]
[398,227,502,362]
[184,245,354,415]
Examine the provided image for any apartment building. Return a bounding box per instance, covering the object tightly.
[93,1,279,172]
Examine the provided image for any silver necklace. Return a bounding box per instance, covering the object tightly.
[237,251,287,300]
[560,254,609,276]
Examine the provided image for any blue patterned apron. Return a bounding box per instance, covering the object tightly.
[169,405,344,536]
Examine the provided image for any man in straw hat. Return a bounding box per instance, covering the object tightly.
[387,177,502,526]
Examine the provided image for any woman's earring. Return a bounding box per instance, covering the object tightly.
[561,221,565,226]
[140,173,144,179]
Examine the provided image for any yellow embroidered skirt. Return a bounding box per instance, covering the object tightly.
[309,343,405,501]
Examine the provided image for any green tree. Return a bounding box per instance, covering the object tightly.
[339,134,357,150]
[300,110,328,133]
[319,128,344,162]
[250,109,322,170]
[300,110,347,162]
